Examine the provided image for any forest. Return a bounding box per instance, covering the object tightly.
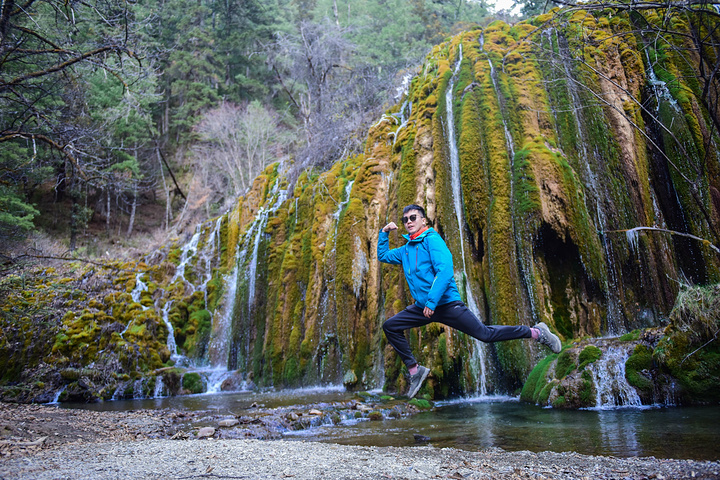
[0,0,498,256]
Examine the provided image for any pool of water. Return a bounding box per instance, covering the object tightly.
[62,389,720,461]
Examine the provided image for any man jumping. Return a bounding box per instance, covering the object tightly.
[377,204,562,398]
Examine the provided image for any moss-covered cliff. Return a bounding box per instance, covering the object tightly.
[2,8,720,403]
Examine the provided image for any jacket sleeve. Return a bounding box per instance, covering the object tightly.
[425,233,455,311]
[377,230,403,265]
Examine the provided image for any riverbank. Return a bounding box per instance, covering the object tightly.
[1,402,718,479]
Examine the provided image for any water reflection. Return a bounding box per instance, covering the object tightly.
[598,410,640,457]
[61,391,720,461]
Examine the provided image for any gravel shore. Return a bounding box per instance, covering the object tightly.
[1,402,718,479]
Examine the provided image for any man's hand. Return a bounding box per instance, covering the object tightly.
[423,306,434,318]
[382,222,398,232]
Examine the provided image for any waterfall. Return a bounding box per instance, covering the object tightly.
[48,387,64,404]
[120,273,149,338]
[172,226,202,289]
[587,345,643,409]
[554,31,624,332]
[390,100,412,146]
[161,300,181,362]
[153,375,165,397]
[199,217,223,293]
[247,209,268,311]
[486,60,516,161]
[206,262,239,368]
[445,43,489,395]
[204,179,287,389]
[131,273,148,305]
[645,50,679,112]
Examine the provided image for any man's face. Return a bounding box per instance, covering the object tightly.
[402,209,425,235]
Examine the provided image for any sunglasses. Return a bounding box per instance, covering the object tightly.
[402,214,421,224]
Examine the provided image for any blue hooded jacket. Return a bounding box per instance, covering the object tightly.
[377,227,461,310]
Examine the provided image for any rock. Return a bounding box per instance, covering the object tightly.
[368,411,383,421]
[343,370,358,388]
[219,371,245,392]
[197,427,215,439]
[218,419,238,427]
[170,431,189,440]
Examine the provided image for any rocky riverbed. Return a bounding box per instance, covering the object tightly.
[0,401,718,479]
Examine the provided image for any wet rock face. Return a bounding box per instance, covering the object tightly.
[522,285,720,409]
[3,10,720,403]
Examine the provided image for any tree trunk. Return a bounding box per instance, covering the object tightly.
[126,181,137,238]
[157,147,172,230]
[106,186,111,235]
[69,197,77,252]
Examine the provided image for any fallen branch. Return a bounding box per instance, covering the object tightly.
[604,226,720,255]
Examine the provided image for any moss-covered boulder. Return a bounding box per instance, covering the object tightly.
[653,284,720,403]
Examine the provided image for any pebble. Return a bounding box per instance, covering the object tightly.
[1,439,719,480]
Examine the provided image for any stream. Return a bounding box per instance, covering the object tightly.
[60,389,720,461]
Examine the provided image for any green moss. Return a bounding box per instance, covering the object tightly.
[653,285,720,401]
[181,372,205,394]
[625,344,654,392]
[520,353,557,403]
[538,379,558,405]
[398,135,418,209]
[619,330,642,342]
[555,350,576,379]
[409,398,432,409]
[579,369,595,406]
[578,345,602,369]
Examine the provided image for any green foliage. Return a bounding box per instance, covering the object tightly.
[0,185,40,241]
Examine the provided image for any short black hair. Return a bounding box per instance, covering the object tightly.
[403,204,426,217]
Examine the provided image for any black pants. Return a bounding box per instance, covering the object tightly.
[382,301,532,368]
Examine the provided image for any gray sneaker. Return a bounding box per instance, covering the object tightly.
[407,366,430,399]
[533,322,562,353]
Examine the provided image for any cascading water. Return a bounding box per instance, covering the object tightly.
[551,31,626,332]
[161,300,181,361]
[645,50,679,111]
[444,43,489,395]
[121,273,149,338]
[390,100,412,146]
[131,273,148,305]
[203,180,287,391]
[171,226,202,289]
[587,345,643,409]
